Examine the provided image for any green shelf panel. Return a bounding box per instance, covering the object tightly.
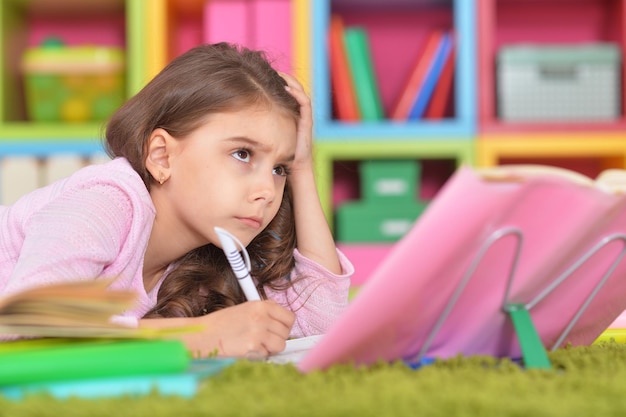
[0,122,106,141]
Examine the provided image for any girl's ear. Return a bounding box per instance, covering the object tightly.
[145,128,173,185]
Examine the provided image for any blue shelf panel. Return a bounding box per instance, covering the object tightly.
[0,141,105,157]
[314,119,476,141]
[311,0,477,140]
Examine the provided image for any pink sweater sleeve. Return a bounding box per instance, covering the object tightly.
[3,183,134,297]
[264,249,354,338]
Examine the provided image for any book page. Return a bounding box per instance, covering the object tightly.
[478,164,595,187]
[596,169,626,193]
[0,280,142,338]
[267,335,324,365]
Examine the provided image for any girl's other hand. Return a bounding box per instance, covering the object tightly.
[180,300,295,359]
[279,72,313,173]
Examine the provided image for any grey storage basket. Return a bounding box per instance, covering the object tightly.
[497,44,622,122]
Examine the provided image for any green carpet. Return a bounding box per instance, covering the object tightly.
[3,341,626,416]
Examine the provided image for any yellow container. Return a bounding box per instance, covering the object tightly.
[22,42,125,123]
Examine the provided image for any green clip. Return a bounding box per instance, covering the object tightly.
[506,303,551,369]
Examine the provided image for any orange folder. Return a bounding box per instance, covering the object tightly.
[328,15,360,121]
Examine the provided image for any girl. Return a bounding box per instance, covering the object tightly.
[0,43,353,358]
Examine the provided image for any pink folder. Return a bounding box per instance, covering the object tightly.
[203,0,251,46]
[203,0,291,73]
[299,165,626,372]
[250,0,291,73]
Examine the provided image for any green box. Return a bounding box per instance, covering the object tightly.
[361,160,420,202]
[21,41,126,123]
[335,200,428,243]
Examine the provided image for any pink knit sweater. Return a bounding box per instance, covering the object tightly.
[0,157,353,337]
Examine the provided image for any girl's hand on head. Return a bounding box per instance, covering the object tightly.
[279,73,313,173]
[276,73,343,275]
[182,299,295,359]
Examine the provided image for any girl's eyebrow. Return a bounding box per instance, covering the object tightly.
[225,136,266,150]
[225,137,295,162]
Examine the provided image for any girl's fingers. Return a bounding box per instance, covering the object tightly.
[278,71,302,88]
[277,72,309,108]
[282,81,311,112]
[262,333,288,355]
[278,72,313,164]
[265,300,295,335]
[280,73,308,99]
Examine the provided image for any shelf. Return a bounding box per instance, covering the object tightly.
[0,121,105,139]
[0,139,104,157]
[311,0,477,141]
[476,134,626,176]
[314,139,475,228]
[478,0,626,133]
[0,0,146,148]
[0,121,106,156]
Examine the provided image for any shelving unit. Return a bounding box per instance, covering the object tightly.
[2,0,626,284]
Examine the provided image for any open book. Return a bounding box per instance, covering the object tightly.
[0,279,151,338]
[299,164,626,372]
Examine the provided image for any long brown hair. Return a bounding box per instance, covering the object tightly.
[104,43,300,318]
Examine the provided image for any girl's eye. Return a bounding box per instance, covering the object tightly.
[273,165,290,177]
[232,149,251,162]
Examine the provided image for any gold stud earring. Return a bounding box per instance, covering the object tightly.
[158,173,165,185]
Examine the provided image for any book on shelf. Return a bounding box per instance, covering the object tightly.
[343,26,384,121]
[424,34,456,120]
[407,32,454,120]
[328,14,360,121]
[298,164,626,372]
[390,30,444,120]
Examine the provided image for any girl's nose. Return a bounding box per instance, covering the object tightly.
[250,172,275,203]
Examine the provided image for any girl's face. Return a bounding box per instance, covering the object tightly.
[156,104,297,250]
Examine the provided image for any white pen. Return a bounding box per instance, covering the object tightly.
[214,227,261,301]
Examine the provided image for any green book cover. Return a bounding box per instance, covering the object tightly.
[343,27,384,121]
[0,338,190,386]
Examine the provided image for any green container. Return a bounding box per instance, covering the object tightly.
[335,200,427,243]
[22,41,126,122]
[361,160,420,202]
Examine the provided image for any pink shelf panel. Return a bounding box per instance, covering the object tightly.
[337,243,394,286]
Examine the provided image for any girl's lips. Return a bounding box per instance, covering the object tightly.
[237,217,262,229]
